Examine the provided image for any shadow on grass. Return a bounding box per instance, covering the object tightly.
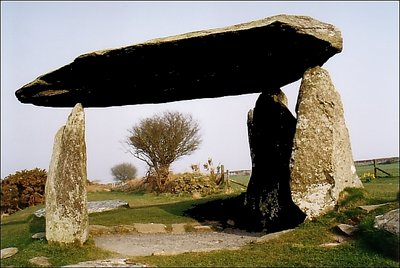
[357,214,400,261]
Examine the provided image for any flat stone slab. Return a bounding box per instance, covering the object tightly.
[34,200,129,217]
[1,247,18,259]
[170,223,187,234]
[29,256,51,267]
[94,232,260,257]
[134,223,167,233]
[358,203,391,213]
[15,14,342,108]
[63,258,146,267]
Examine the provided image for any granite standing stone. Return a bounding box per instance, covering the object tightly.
[45,103,88,245]
[290,66,363,219]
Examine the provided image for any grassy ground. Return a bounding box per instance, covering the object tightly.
[1,171,399,267]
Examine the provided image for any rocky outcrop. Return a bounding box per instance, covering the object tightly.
[15,15,342,108]
[245,91,305,232]
[290,66,363,219]
[45,103,88,245]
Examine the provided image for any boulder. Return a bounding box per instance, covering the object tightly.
[245,91,306,232]
[374,209,399,236]
[290,66,363,219]
[45,103,89,245]
[15,15,342,108]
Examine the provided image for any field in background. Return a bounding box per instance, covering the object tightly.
[1,159,398,267]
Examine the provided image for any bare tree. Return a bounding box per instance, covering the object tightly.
[126,111,201,192]
[111,163,138,183]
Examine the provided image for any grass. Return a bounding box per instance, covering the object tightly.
[1,169,399,267]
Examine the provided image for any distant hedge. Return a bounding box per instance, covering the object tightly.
[1,168,47,215]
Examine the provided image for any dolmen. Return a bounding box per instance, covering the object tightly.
[15,14,363,242]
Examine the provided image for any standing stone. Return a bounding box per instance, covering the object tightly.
[45,103,88,245]
[245,91,306,232]
[290,66,363,219]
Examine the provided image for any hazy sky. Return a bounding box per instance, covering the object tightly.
[1,1,399,182]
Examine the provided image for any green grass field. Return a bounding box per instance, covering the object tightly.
[1,168,399,267]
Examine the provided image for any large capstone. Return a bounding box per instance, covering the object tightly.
[45,103,88,245]
[15,14,342,108]
[245,91,306,232]
[290,66,363,219]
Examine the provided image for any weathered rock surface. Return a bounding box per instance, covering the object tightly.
[290,66,363,219]
[32,232,46,240]
[29,256,51,267]
[63,259,147,267]
[245,91,306,232]
[35,199,129,218]
[374,209,399,236]
[45,103,89,245]
[15,15,342,108]
[337,224,359,236]
[0,247,18,259]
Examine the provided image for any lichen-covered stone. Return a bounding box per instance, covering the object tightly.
[245,91,305,232]
[290,66,363,219]
[374,209,399,236]
[15,15,342,108]
[45,103,88,245]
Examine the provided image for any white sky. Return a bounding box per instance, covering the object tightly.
[1,1,399,183]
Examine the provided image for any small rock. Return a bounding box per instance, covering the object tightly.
[257,229,294,243]
[134,223,166,233]
[193,225,212,232]
[171,223,186,234]
[32,232,46,240]
[374,209,399,236]
[1,247,18,259]
[337,224,359,236]
[29,256,51,267]
[320,242,341,248]
[226,219,235,227]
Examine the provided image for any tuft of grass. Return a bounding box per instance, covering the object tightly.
[1,212,115,267]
